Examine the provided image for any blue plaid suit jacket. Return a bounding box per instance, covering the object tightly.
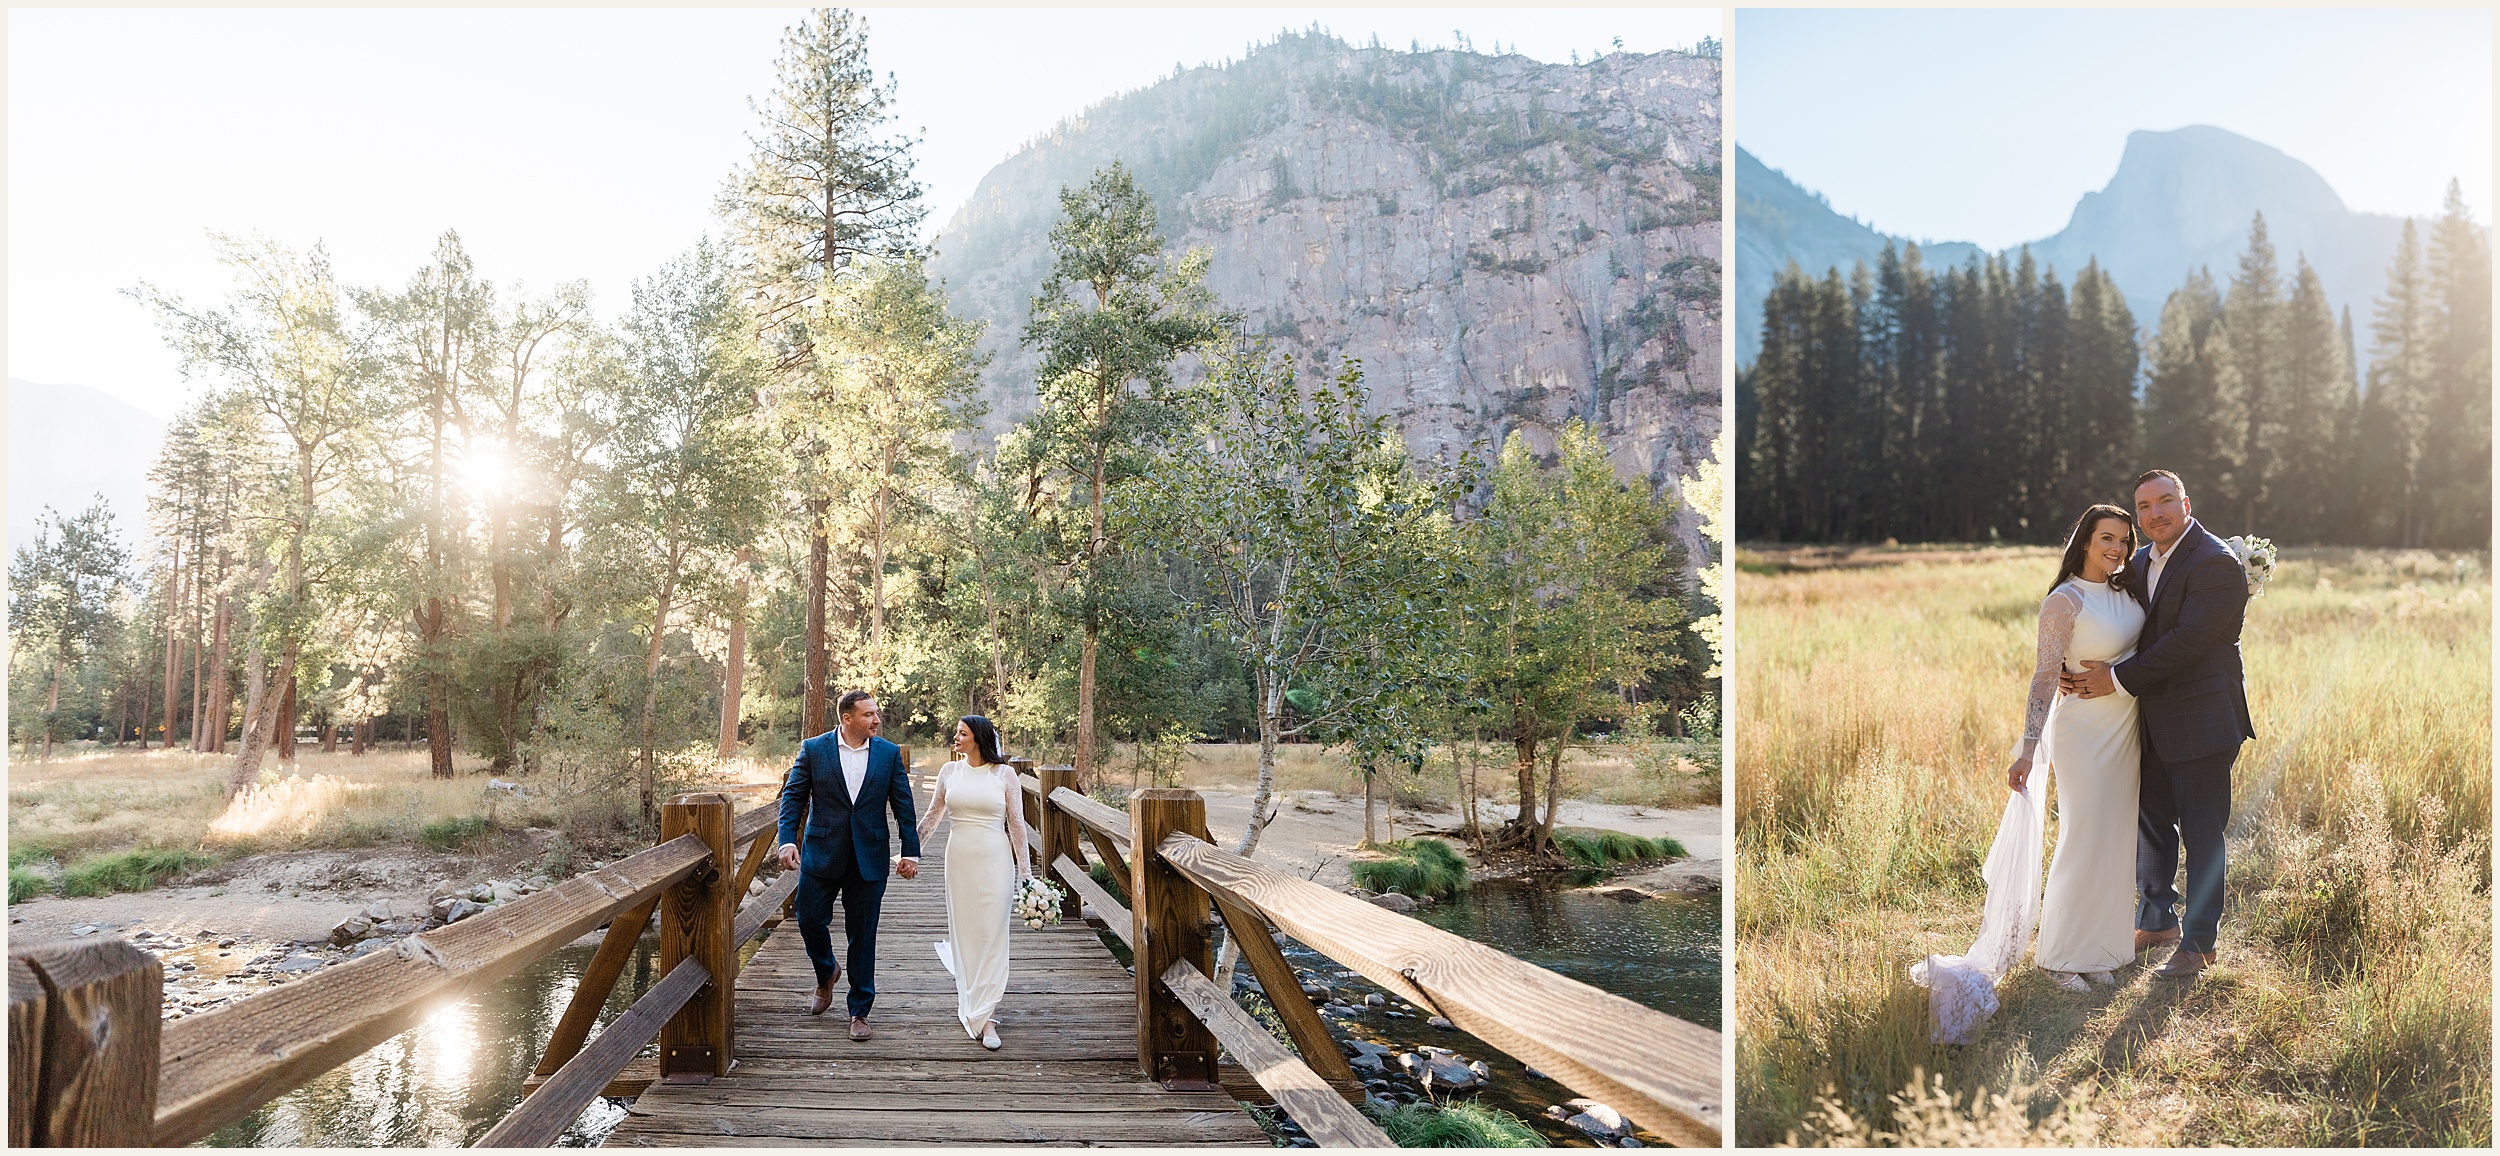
[2113,523,2255,763]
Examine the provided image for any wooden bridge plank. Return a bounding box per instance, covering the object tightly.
[605,823,1269,1148]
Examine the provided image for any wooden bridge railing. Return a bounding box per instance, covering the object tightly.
[1017,769,1724,1148]
[4,755,843,1149]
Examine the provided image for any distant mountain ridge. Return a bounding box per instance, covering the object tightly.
[1737,125,2416,365]
[928,33,1721,546]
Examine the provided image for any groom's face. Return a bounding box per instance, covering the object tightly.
[2135,476,2190,549]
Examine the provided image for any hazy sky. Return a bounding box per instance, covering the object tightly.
[1735,8,2492,250]
[9,6,1721,420]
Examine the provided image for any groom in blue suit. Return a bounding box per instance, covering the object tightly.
[775,690,920,1038]
[2068,470,2254,980]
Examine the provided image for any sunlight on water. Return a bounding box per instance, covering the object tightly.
[205,939,655,1148]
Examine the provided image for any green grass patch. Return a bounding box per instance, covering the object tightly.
[57,848,215,898]
[1366,1100,1546,1147]
[1350,838,1469,900]
[8,842,57,870]
[1553,828,1683,870]
[9,867,42,904]
[419,815,494,852]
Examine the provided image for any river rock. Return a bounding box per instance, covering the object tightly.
[1427,1015,1455,1030]
[69,924,99,937]
[490,882,525,904]
[1396,1052,1423,1075]
[1299,982,1331,1000]
[1344,1040,1394,1059]
[330,916,372,945]
[351,938,399,957]
[446,898,484,924]
[378,917,426,937]
[1367,892,1419,914]
[1618,1137,1644,1148]
[1566,1099,1630,1138]
[270,955,325,974]
[1469,1060,1492,1079]
[1364,993,1386,1007]
[1350,1053,1386,1074]
[1422,1057,1482,1092]
[363,899,393,922]
[469,883,495,903]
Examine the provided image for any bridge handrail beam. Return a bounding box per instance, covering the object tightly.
[1154,828,1724,1146]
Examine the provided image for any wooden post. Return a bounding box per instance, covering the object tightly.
[1039,766,1084,920]
[657,793,734,1081]
[10,939,162,1146]
[1131,789,1218,1091]
[9,957,45,1147]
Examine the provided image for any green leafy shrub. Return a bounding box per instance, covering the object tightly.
[9,867,42,904]
[58,848,214,898]
[1366,1099,1545,1147]
[1350,838,1468,900]
[1553,828,1685,870]
[419,815,494,852]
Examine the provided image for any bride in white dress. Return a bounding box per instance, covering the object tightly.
[914,715,1030,1050]
[1912,504,2146,1042]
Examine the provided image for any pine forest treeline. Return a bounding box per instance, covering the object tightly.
[1738,189,2491,549]
[9,13,1714,858]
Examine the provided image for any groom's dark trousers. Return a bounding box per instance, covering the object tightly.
[776,730,919,1019]
[2115,522,2254,958]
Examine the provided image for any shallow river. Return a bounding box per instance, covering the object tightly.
[202,881,1717,1147]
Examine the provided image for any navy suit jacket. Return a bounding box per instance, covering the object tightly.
[776,733,921,881]
[2113,522,2256,763]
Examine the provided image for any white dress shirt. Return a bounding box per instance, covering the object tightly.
[2145,518,2198,604]
[837,734,869,802]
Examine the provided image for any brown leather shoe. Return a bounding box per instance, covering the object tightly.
[2155,948,2213,979]
[849,1016,872,1041]
[809,982,835,1016]
[2134,927,2179,954]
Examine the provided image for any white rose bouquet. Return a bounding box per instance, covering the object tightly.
[1013,876,1066,929]
[2224,534,2278,596]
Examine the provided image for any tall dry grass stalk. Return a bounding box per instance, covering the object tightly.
[1736,547,2491,1147]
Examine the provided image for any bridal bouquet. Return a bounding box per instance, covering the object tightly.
[2224,534,2279,596]
[1013,876,1066,929]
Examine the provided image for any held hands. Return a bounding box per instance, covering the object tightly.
[896,858,919,881]
[2060,660,2117,700]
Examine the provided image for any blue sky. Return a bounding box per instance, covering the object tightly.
[1735,8,2492,249]
[9,7,1721,420]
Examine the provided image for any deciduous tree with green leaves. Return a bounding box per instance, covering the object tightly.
[598,241,780,825]
[1124,340,1460,979]
[1459,422,1686,856]
[9,499,131,757]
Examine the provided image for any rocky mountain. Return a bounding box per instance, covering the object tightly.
[927,33,1721,545]
[8,379,162,554]
[1737,125,2413,365]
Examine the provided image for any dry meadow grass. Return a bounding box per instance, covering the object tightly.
[7,746,783,896]
[1736,546,2491,1147]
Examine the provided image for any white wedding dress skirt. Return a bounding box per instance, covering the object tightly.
[2032,583,2144,974]
[934,761,1016,1035]
[1912,578,2143,1044]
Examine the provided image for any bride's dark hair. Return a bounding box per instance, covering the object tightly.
[959,715,1007,767]
[2052,504,2138,597]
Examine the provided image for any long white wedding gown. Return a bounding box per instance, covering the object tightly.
[1911,577,2144,1043]
[918,759,1030,1037]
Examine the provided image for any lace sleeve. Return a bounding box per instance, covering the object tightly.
[916,765,950,841]
[2013,587,2081,763]
[1000,766,1032,882]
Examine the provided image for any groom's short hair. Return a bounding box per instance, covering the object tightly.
[837,690,873,717]
[2136,469,2186,497]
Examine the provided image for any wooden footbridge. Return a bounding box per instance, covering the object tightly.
[7,755,1721,1148]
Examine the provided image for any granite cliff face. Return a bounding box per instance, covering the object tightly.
[928,34,1721,540]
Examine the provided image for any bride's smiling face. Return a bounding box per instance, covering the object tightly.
[951,722,972,757]
[2080,516,2131,582]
